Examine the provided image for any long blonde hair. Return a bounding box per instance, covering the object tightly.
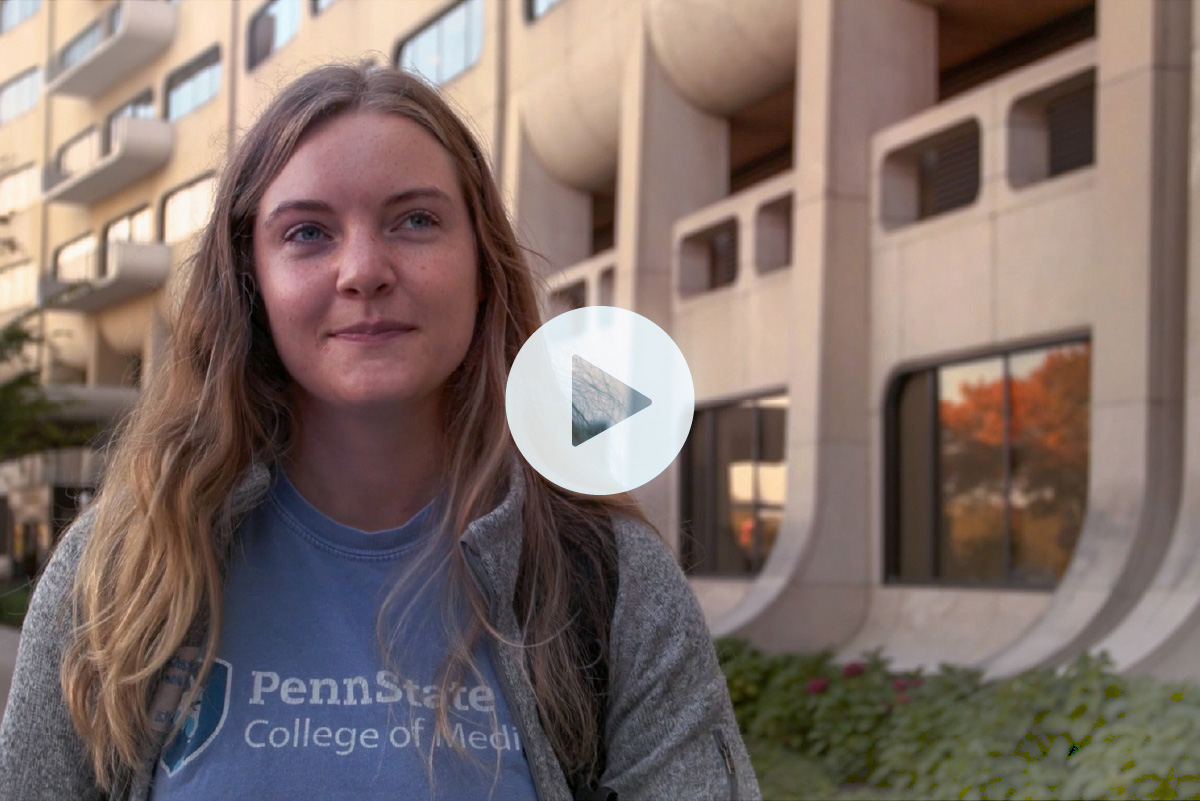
[61,62,650,791]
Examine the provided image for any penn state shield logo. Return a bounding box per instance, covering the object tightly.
[160,658,232,776]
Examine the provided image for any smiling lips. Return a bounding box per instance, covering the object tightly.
[330,320,417,343]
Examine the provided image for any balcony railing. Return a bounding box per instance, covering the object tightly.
[46,0,177,99]
[43,117,173,206]
[673,172,794,300]
[544,249,616,319]
[40,240,170,313]
[873,41,1097,235]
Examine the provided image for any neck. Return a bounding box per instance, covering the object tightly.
[284,396,447,532]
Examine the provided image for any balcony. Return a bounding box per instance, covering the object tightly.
[671,172,794,399]
[544,249,616,319]
[46,0,177,99]
[43,117,173,206]
[39,240,170,313]
[43,385,138,423]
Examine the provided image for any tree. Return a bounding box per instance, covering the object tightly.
[0,312,98,461]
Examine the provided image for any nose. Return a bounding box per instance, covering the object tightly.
[335,229,397,297]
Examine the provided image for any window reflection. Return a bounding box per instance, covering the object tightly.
[681,393,787,576]
[888,340,1091,587]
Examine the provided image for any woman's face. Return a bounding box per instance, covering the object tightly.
[252,110,480,419]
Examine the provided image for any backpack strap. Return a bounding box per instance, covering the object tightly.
[562,517,620,801]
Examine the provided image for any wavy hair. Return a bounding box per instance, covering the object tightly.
[61,62,649,792]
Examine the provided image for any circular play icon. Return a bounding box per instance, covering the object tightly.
[506,306,695,495]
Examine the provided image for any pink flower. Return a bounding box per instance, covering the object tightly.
[807,677,830,694]
[893,677,909,691]
[842,662,865,678]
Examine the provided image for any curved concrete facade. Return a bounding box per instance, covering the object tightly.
[645,0,797,116]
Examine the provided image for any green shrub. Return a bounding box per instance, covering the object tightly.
[718,638,1200,800]
[0,580,30,628]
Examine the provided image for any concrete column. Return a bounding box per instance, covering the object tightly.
[618,35,728,543]
[1071,0,1197,680]
[715,0,937,653]
[512,130,592,277]
[984,0,1190,677]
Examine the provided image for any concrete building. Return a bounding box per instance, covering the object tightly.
[1,0,1198,679]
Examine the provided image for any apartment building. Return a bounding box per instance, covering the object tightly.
[1,0,1197,680]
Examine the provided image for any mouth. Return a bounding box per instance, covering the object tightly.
[330,320,417,342]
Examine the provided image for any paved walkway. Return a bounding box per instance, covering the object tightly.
[0,625,20,727]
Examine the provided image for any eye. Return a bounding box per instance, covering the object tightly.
[283,223,328,244]
[401,210,438,230]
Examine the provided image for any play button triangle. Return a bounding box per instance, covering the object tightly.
[571,354,653,447]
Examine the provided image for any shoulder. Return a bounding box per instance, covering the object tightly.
[606,514,712,658]
[26,505,96,629]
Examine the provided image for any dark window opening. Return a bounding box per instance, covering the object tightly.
[729,82,794,195]
[940,3,1095,100]
[591,189,615,255]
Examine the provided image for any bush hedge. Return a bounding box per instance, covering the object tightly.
[719,638,1200,800]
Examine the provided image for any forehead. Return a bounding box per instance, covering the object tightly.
[258,110,463,210]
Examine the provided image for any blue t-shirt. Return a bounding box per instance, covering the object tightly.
[149,471,538,801]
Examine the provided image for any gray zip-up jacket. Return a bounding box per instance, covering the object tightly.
[0,460,760,801]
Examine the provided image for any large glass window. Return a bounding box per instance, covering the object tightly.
[886,340,1091,587]
[162,175,215,243]
[247,0,300,71]
[681,393,787,575]
[396,0,484,87]
[54,233,98,283]
[0,163,38,214]
[311,0,338,13]
[1,0,40,34]
[103,206,153,277]
[0,67,39,126]
[166,47,221,121]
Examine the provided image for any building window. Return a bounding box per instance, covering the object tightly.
[60,19,104,73]
[103,206,153,277]
[0,67,39,126]
[247,0,300,71]
[54,233,98,283]
[0,163,38,215]
[396,0,484,87]
[681,393,787,576]
[106,90,154,152]
[880,119,981,229]
[1,0,40,34]
[1009,69,1096,189]
[679,218,738,296]
[885,339,1091,587]
[166,46,221,121]
[0,261,35,314]
[526,0,564,20]
[311,0,338,13]
[162,175,215,243]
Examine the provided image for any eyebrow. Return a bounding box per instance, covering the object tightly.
[262,186,454,227]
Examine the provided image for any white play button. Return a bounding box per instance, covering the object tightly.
[571,354,653,446]
[507,306,695,495]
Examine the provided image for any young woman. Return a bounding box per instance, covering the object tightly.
[0,63,759,801]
